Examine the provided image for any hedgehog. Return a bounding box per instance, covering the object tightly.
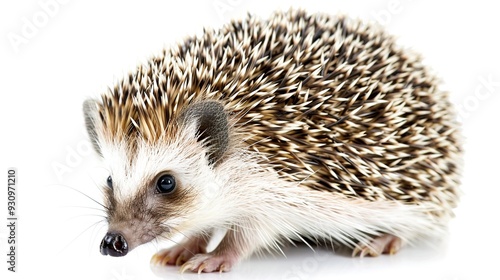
[83,9,462,273]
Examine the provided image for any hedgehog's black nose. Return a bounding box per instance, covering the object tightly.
[100,232,128,257]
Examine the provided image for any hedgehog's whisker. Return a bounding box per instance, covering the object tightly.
[59,205,107,213]
[52,184,109,211]
[169,227,192,241]
[58,219,107,256]
[62,213,107,221]
[87,171,107,198]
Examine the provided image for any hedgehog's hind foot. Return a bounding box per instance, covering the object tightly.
[352,234,402,257]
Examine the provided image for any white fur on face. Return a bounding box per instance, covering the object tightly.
[98,123,220,207]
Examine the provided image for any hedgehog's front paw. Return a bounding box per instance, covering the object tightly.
[150,239,207,266]
[352,234,402,257]
[179,253,237,273]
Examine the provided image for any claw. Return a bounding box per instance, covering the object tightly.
[360,248,368,258]
[219,264,227,273]
[175,255,185,266]
[161,256,170,265]
[352,246,367,257]
[150,252,170,266]
[197,262,207,274]
[366,247,379,257]
[353,235,402,258]
[150,253,162,265]
[150,254,159,265]
[352,247,360,257]
[387,237,401,255]
[179,263,191,274]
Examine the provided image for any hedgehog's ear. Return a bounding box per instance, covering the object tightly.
[83,99,103,157]
[179,101,229,165]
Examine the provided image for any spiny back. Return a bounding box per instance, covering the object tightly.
[97,9,462,216]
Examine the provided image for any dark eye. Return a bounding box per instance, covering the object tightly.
[156,174,176,194]
[107,176,113,189]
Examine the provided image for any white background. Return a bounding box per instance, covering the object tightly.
[1,0,499,279]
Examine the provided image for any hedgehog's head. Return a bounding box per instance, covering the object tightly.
[83,99,229,257]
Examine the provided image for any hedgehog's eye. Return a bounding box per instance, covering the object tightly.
[156,174,176,194]
[107,176,113,189]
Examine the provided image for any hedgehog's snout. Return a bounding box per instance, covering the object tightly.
[100,231,129,257]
